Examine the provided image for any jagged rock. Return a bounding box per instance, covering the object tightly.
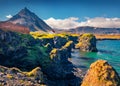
[0,30,50,71]
[75,33,97,52]
[68,35,78,43]
[0,66,46,86]
[54,36,68,48]
[46,47,82,85]
[24,67,44,83]
[0,29,86,85]
[81,60,120,86]
[62,41,74,58]
[41,38,54,46]
[45,43,53,53]
[50,41,74,62]
[48,42,81,83]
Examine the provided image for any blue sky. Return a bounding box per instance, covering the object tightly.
[0,0,120,29]
[0,0,120,20]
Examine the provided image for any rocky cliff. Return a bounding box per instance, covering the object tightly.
[0,30,82,85]
[0,30,119,86]
[75,33,98,52]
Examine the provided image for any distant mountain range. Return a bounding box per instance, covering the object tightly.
[0,7,55,33]
[56,26,120,34]
[73,26,120,34]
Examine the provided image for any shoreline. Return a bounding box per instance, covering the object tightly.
[97,39,120,40]
[95,34,120,40]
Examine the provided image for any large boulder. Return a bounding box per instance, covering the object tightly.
[81,60,120,86]
[76,33,97,52]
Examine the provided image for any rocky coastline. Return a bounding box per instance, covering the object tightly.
[0,29,119,86]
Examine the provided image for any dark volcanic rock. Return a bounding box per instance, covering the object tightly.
[0,29,85,86]
[47,42,82,86]
[41,38,54,46]
[0,29,49,71]
[45,43,53,53]
[0,66,45,86]
[54,36,68,48]
[68,35,78,43]
[76,33,97,52]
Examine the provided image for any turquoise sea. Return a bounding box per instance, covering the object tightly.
[71,40,120,75]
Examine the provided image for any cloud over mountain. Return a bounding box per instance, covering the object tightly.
[6,14,12,19]
[80,17,120,28]
[44,17,120,29]
[44,17,80,29]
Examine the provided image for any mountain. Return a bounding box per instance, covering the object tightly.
[0,21,30,34]
[68,26,120,34]
[7,7,54,32]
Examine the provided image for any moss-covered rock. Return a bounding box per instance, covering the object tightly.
[62,41,74,57]
[45,43,53,53]
[0,30,51,71]
[24,67,44,82]
[50,41,74,60]
[62,41,74,49]
[50,48,58,59]
[0,66,46,85]
[81,60,120,86]
[0,30,101,85]
[75,33,97,52]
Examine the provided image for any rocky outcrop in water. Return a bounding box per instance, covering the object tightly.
[43,41,82,86]
[75,33,97,52]
[81,60,120,86]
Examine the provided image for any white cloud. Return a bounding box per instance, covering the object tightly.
[44,17,120,29]
[6,14,12,19]
[44,17,80,29]
[80,17,120,28]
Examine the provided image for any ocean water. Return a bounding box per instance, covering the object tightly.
[71,40,120,75]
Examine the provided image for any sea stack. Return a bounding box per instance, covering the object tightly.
[75,33,97,52]
[81,60,120,86]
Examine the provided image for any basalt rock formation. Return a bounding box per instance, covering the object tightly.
[81,60,120,86]
[75,33,97,52]
[0,29,82,86]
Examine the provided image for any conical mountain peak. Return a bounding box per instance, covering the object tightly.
[18,7,33,17]
[7,8,54,32]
